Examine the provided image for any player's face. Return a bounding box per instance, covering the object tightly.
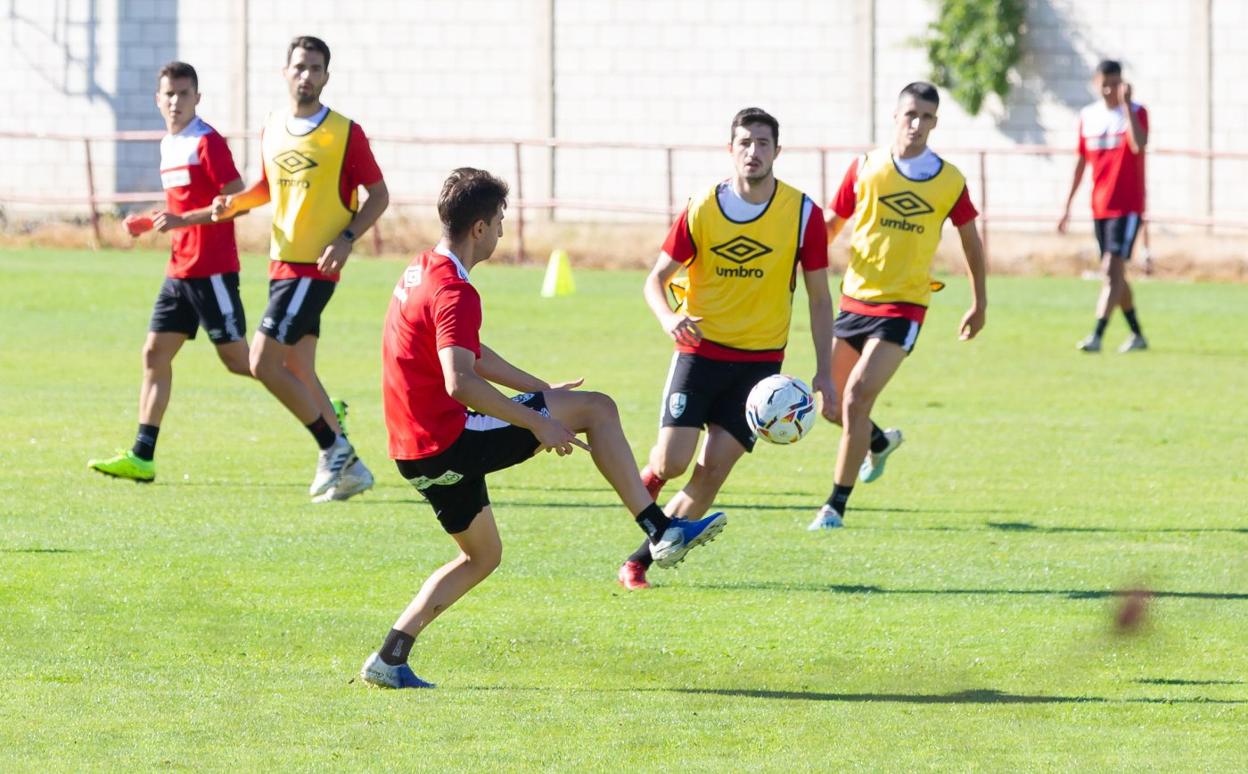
[156,76,200,130]
[285,48,329,106]
[730,123,778,182]
[1096,72,1122,106]
[475,206,505,262]
[894,94,938,151]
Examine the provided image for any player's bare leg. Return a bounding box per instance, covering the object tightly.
[137,331,187,426]
[249,332,321,423]
[664,425,746,519]
[823,336,862,427]
[543,389,656,515]
[647,426,701,483]
[286,334,342,435]
[213,339,251,377]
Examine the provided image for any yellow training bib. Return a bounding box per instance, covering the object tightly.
[262,110,356,264]
[843,148,966,306]
[681,180,809,352]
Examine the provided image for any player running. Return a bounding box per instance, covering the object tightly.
[616,108,834,590]
[809,81,987,530]
[212,36,388,502]
[359,168,724,688]
[1058,59,1149,353]
[89,61,247,482]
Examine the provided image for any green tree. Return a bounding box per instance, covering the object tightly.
[923,0,1026,115]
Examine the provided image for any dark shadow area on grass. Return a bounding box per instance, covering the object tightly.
[988,521,1248,535]
[1136,678,1243,686]
[717,503,1019,515]
[689,581,1248,601]
[1,548,78,554]
[665,687,1246,705]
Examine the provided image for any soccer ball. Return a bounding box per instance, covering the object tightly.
[745,374,815,445]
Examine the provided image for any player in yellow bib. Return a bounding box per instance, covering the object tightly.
[616,108,834,589]
[213,36,389,502]
[808,82,987,530]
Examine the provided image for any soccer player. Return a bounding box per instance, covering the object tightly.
[1058,59,1149,353]
[88,61,247,482]
[212,36,389,502]
[808,82,987,530]
[615,108,834,590]
[359,168,724,688]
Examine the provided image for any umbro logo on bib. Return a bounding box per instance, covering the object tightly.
[710,235,773,265]
[274,150,318,174]
[879,191,935,218]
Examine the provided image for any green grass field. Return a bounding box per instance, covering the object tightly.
[2,247,1246,771]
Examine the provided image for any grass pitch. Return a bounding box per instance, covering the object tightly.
[1,247,1245,771]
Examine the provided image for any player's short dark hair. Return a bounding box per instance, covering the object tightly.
[898,81,940,106]
[730,107,779,144]
[157,61,198,91]
[288,35,331,68]
[1096,59,1123,77]
[438,168,510,239]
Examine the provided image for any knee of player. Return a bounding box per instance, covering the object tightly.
[842,385,877,418]
[586,391,619,419]
[468,543,502,575]
[651,452,690,481]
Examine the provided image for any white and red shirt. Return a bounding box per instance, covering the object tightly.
[383,248,483,460]
[1078,101,1148,218]
[159,116,241,278]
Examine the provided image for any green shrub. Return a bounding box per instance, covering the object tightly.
[922,0,1026,115]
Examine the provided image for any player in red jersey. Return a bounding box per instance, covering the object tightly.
[88,61,247,483]
[1059,59,1149,354]
[358,169,725,689]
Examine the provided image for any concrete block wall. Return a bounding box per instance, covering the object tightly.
[2,0,1245,233]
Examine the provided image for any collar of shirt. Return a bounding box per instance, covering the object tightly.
[286,105,330,136]
[434,246,471,281]
[893,147,941,181]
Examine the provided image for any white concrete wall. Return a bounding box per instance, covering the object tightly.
[1,0,1243,229]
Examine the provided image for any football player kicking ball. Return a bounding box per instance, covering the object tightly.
[360,169,724,689]
[808,82,987,530]
[89,61,247,482]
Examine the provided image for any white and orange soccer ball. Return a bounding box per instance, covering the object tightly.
[745,374,815,445]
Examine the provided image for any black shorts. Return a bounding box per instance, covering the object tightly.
[149,273,246,344]
[1094,214,1142,259]
[258,278,336,345]
[396,392,546,534]
[834,311,922,354]
[660,352,782,452]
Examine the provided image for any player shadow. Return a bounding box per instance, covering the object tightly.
[987,521,1248,535]
[688,581,1248,601]
[716,503,1018,516]
[0,547,77,554]
[664,687,1245,706]
[1135,678,1243,686]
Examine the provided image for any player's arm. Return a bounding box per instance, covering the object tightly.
[825,213,851,243]
[476,344,583,392]
[803,266,835,416]
[1057,156,1086,234]
[826,156,860,244]
[644,252,702,346]
[316,179,390,275]
[439,345,578,455]
[212,176,270,221]
[955,220,988,341]
[154,178,245,231]
[1119,83,1147,153]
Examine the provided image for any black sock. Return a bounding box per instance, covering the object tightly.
[378,628,416,666]
[132,423,159,461]
[1123,308,1142,336]
[1093,317,1109,338]
[827,484,854,515]
[635,503,672,542]
[306,415,337,450]
[869,423,889,454]
[627,539,655,569]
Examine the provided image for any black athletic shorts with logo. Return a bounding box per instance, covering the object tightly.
[834,311,922,354]
[149,272,246,344]
[258,277,336,345]
[660,352,782,452]
[1094,213,1142,259]
[395,392,546,534]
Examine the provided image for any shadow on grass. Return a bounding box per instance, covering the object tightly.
[688,581,1248,601]
[664,687,1246,705]
[987,521,1248,535]
[1136,678,1243,686]
[0,548,78,554]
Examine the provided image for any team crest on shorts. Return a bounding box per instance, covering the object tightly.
[668,392,687,419]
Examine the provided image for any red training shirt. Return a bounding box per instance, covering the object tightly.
[1078,101,1148,219]
[383,249,483,460]
[262,120,384,282]
[159,116,241,278]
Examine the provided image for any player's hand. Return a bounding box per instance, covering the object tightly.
[959,305,986,341]
[152,211,186,233]
[1118,81,1133,106]
[210,195,237,222]
[663,313,703,346]
[546,378,584,391]
[811,372,839,423]
[533,414,578,456]
[317,235,354,275]
[1056,211,1070,234]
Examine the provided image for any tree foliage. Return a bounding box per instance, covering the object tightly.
[923,0,1026,115]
